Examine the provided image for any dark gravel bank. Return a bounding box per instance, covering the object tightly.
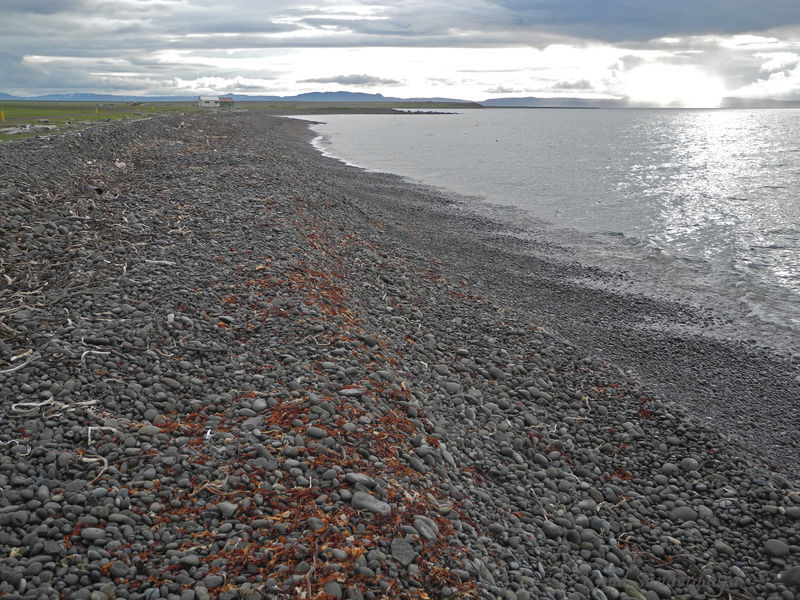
[0,112,799,600]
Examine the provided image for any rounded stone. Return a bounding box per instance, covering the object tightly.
[679,457,700,472]
[323,581,343,599]
[217,502,238,518]
[344,472,376,488]
[669,506,698,522]
[413,516,439,541]
[204,574,224,589]
[765,539,790,557]
[542,521,564,539]
[306,426,327,439]
[647,580,673,598]
[80,527,106,542]
[779,566,800,590]
[660,463,678,476]
[351,491,392,516]
[391,538,418,567]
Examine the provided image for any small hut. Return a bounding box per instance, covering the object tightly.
[197,96,220,108]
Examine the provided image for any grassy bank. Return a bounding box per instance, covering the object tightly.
[0,100,481,142]
[0,101,196,141]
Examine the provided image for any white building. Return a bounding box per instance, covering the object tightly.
[197,96,220,108]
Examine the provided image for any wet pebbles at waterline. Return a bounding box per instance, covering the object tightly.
[0,113,798,600]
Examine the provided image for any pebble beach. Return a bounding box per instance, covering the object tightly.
[1,111,799,600]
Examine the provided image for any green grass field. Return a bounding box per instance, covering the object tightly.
[0,101,198,141]
[0,100,481,142]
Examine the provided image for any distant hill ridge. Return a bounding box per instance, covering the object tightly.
[1,90,798,109]
[0,91,477,104]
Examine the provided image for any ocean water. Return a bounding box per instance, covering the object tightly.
[295,108,800,352]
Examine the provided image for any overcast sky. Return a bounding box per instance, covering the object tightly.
[3,0,800,105]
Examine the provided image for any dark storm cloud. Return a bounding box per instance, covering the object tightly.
[3,0,87,14]
[301,74,402,86]
[490,0,800,41]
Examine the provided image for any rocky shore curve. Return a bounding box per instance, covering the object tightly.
[1,112,798,600]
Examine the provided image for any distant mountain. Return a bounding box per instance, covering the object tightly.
[0,90,477,104]
[0,92,198,102]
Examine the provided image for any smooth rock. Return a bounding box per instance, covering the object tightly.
[391,538,418,566]
[323,581,343,599]
[345,473,377,488]
[779,566,800,590]
[306,426,328,439]
[413,516,439,541]
[765,539,790,557]
[351,491,392,516]
[217,502,239,518]
[542,521,564,539]
[669,506,698,522]
[80,527,106,542]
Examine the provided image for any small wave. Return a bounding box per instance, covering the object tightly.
[764,227,800,237]
[739,294,800,333]
[310,133,366,170]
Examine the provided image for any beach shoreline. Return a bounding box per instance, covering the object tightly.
[0,111,798,599]
[286,115,800,479]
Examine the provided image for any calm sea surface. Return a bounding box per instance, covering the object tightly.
[295,109,800,351]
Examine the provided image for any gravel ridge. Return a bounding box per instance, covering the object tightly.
[0,112,798,600]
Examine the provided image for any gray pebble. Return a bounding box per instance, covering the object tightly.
[765,538,790,557]
[195,587,210,600]
[680,457,700,471]
[80,527,106,542]
[345,472,376,488]
[323,581,343,599]
[351,491,392,516]
[647,580,673,598]
[306,426,328,439]
[138,425,161,436]
[669,506,698,522]
[217,501,239,518]
[413,516,439,540]
[339,387,366,397]
[660,462,678,476]
[391,538,418,566]
[714,540,734,554]
[204,574,224,588]
[779,566,800,590]
[542,521,563,539]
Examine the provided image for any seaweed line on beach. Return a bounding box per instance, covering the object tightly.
[0,112,799,600]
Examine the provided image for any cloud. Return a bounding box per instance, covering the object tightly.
[171,75,279,93]
[0,1,799,100]
[486,85,522,94]
[551,79,593,90]
[755,52,800,72]
[731,64,800,99]
[301,74,402,86]
[731,51,800,99]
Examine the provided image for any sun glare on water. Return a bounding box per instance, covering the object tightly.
[623,65,726,108]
